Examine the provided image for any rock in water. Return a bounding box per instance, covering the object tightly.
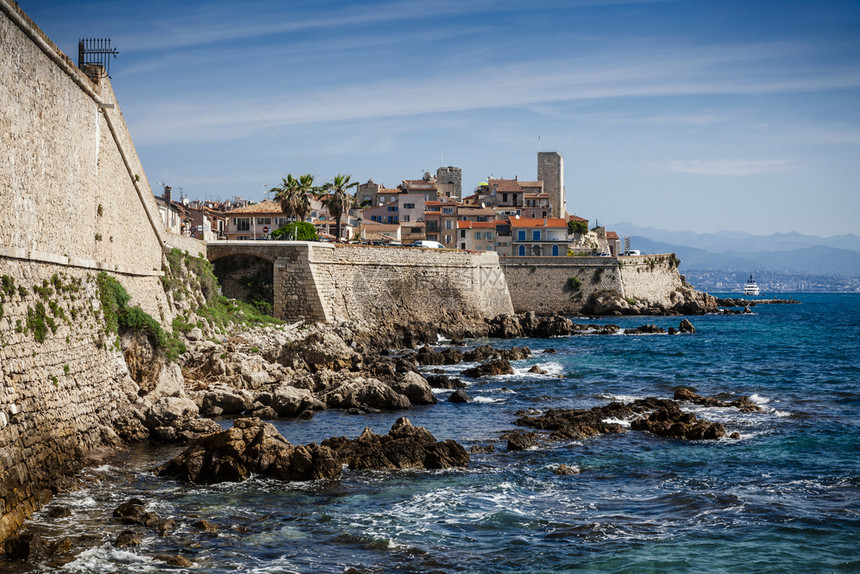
[448,389,471,403]
[679,319,695,334]
[322,417,469,471]
[156,417,341,483]
[462,358,513,378]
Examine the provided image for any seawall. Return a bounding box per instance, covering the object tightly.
[502,254,686,314]
[0,0,201,542]
[207,242,515,327]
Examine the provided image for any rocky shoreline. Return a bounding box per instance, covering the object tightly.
[4,301,760,564]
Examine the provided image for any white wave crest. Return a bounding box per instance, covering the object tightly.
[750,393,770,405]
[601,417,632,428]
[472,396,505,404]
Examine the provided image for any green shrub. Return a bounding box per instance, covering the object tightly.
[272,221,319,241]
[568,276,582,291]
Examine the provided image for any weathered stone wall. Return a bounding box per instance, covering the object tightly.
[0,261,133,542]
[311,245,513,325]
[618,254,685,308]
[502,254,685,314]
[0,1,189,543]
[501,256,622,315]
[208,242,514,325]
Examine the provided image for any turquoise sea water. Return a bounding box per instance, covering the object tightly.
[7,294,860,573]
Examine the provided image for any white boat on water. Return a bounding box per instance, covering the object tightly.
[743,275,760,296]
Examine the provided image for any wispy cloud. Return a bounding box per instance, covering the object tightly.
[653,159,791,176]
[124,41,860,145]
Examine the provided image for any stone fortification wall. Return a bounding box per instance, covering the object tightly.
[618,254,685,308]
[0,1,190,543]
[204,242,512,325]
[501,256,622,315]
[502,254,686,315]
[311,245,513,325]
[0,261,132,542]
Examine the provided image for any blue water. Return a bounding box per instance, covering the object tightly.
[13,294,860,573]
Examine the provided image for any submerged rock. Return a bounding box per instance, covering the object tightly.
[156,417,341,483]
[673,388,761,412]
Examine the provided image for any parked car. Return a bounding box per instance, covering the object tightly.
[411,240,444,249]
[624,250,641,256]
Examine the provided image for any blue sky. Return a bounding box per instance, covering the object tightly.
[19,0,860,236]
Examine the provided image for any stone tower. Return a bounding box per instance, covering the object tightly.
[537,152,565,218]
[436,166,462,199]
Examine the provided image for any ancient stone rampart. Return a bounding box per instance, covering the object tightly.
[0,0,197,542]
[501,254,685,314]
[207,242,514,325]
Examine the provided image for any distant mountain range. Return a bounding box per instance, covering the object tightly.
[608,223,860,276]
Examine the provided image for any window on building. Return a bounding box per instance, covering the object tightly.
[443,207,454,215]
[487,231,494,240]
[388,206,397,212]
[502,193,508,203]
[403,215,410,222]
[257,217,271,225]
[460,229,466,238]
[532,230,541,241]
[542,211,547,218]
[236,218,250,231]
[518,245,526,256]
[411,227,421,233]
[445,234,452,244]
[517,230,526,241]
[461,243,466,250]
[404,203,415,209]
[445,220,453,230]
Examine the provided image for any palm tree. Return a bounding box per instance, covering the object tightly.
[321,173,358,240]
[272,174,301,221]
[294,173,315,223]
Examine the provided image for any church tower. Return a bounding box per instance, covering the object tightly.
[537,152,565,218]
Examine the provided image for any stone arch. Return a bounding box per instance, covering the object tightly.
[211,254,274,314]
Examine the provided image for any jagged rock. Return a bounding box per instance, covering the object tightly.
[387,371,437,405]
[145,396,199,429]
[679,319,695,334]
[251,405,279,419]
[463,345,497,363]
[425,374,466,389]
[553,464,579,475]
[630,403,726,440]
[528,365,547,375]
[322,417,469,471]
[583,291,629,316]
[504,430,541,451]
[470,444,495,453]
[673,388,762,413]
[462,359,513,378]
[197,383,253,416]
[113,530,141,548]
[516,398,670,440]
[283,332,360,372]
[193,519,218,532]
[156,417,341,484]
[4,532,42,560]
[113,499,159,527]
[625,324,665,335]
[321,377,411,411]
[487,314,523,338]
[47,506,72,519]
[415,346,446,366]
[448,389,471,403]
[273,386,325,417]
[441,348,464,365]
[44,537,72,557]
